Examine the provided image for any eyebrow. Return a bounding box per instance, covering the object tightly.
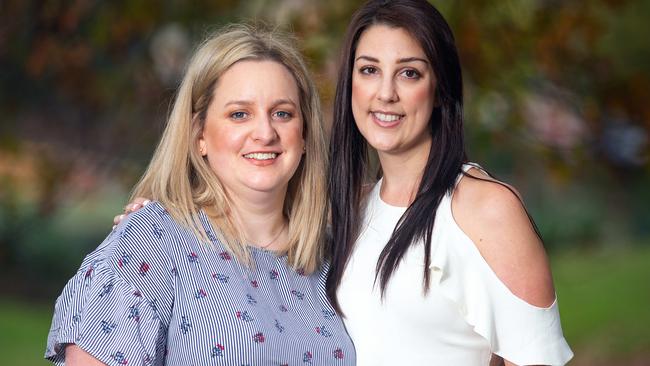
[224,99,297,108]
[355,55,429,64]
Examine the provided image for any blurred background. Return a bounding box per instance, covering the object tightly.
[1,0,648,364]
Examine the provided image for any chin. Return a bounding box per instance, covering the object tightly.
[366,138,400,154]
[245,177,289,193]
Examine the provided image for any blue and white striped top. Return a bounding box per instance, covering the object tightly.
[45,202,355,365]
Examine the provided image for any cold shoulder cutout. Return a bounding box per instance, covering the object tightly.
[451,164,556,308]
[337,164,573,366]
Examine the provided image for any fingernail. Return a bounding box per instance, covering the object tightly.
[119,214,125,221]
[112,225,116,230]
[142,199,151,206]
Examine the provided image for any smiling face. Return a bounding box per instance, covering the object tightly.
[351,24,436,157]
[199,60,305,199]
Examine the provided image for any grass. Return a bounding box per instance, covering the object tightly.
[0,299,52,366]
[552,245,650,364]
[1,246,649,365]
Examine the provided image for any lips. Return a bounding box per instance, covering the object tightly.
[243,152,279,160]
[371,111,404,127]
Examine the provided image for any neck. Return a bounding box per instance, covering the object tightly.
[228,189,289,251]
[377,140,431,207]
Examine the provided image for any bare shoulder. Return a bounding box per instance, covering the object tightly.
[451,167,556,307]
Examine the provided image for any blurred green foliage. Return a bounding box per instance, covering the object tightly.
[0,0,649,361]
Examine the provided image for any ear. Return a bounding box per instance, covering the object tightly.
[193,113,208,156]
[199,137,207,156]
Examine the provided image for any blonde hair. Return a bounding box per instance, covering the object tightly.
[131,24,328,273]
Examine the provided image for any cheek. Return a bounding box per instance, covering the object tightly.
[351,82,369,127]
[412,83,434,104]
[286,123,305,149]
[408,83,436,119]
[204,126,243,155]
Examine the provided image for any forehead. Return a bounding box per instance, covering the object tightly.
[212,60,300,103]
[355,24,427,61]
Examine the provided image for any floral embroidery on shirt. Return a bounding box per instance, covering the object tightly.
[211,343,225,357]
[84,265,94,279]
[128,305,140,321]
[99,282,114,297]
[118,251,132,268]
[139,262,150,276]
[270,269,279,280]
[111,351,128,365]
[275,319,285,333]
[188,252,199,263]
[236,311,254,322]
[212,273,229,283]
[180,316,192,334]
[152,223,163,239]
[316,326,332,337]
[100,320,117,334]
[253,332,265,343]
[303,351,313,363]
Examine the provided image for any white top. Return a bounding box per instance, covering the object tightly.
[337,164,573,366]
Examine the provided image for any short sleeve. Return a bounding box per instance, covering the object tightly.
[45,203,176,366]
[430,204,574,366]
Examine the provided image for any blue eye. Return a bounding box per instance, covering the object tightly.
[274,111,292,119]
[230,111,248,120]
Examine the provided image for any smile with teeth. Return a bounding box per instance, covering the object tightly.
[243,152,278,160]
[373,112,403,122]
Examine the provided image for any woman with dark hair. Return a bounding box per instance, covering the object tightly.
[328,0,573,365]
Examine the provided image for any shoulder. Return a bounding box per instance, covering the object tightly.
[114,201,178,251]
[451,167,556,307]
[107,201,178,281]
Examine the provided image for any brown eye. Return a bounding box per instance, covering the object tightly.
[401,69,421,79]
[360,66,378,75]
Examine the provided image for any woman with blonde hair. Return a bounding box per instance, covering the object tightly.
[45,24,355,365]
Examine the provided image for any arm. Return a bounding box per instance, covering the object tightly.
[65,345,107,366]
[453,168,555,365]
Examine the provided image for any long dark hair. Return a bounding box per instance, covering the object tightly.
[327,0,467,312]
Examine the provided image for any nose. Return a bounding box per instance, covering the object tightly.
[251,114,278,143]
[377,76,398,103]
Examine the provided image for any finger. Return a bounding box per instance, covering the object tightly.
[113,214,125,225]
[126,203,141,213]
[133,197,151,206]
[124,198,151,213]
